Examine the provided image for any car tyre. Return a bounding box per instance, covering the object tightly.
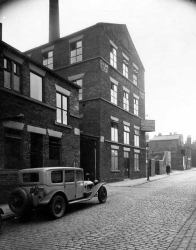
[8,188,30,214]
[98,186,107,203]
[49,195,66,219]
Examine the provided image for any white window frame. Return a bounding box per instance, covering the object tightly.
[123,91,129,111]
[124,125,130,145]
[111,121,118,142]
[56,92,68,125]
[134,98,139,116]
[110,45,117,69]
[111,82,117,105]
[70,40,83,64]
[134,129,140,147]
[111,149,118,170]
[123,62,128,78]
[134,153,139,171]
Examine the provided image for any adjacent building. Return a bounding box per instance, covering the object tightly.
[0,35,80,203]
[149,134,191,170]
[25,21,149,182]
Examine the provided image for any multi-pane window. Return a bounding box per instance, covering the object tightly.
[134,129,140,147]
[73,79,83,100]
[4,58,20,92]
[111,82,117,105]
[43,51,53,69]
[30,72,43,101]
[124,126,130,145]
[133,66,138,86]
[111,121,118,142]
[123,91,129,111]
[70,40,82,64]
[56,93,68,125]
[134,153,139,171]
[110,45,117,68]
[123,63,128,78]
[134,98,139,116]
[111,149,118,170]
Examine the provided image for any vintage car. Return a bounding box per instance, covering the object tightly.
[8,167,107,219]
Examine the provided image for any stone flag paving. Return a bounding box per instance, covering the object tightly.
[1,169,196,250]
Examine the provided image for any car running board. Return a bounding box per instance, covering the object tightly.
[69,183,105,205]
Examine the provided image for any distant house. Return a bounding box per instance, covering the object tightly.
[149,134,191,170]
[0,38,80,204]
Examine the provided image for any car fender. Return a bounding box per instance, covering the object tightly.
[38,190,67,205]
[86,182,106,200]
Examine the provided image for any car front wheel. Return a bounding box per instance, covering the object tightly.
[98,186,107,203]
[49,195,66,219]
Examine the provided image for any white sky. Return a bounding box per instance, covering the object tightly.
[1,0,196,142]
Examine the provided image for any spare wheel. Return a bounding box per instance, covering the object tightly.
[8,188,30,214]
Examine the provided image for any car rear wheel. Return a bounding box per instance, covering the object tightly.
[49,195,66,219]
[98,186,107,203]
[8,188,30,214]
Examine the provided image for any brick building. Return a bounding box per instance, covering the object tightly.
[0,38,80,204]
[149,134,191,170]
[25,21,148,182]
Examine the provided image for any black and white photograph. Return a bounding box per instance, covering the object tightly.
[1,0,196,249]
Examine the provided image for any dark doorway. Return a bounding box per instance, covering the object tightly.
[31,133,43,168]
[80,136,98,181]
[49,137,60,166]
[155,161,160,175]
[124,151,130,178]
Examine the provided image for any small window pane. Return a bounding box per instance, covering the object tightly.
[63,96,67,110]
[30,73,42,101]
[77,55,82,62]
[56,93,61,108]
[48,64,53,69]
[48,51,53,57]
[4,71,11,88]
[51,171,63,183]
[71,57,76,64]
[57,108,61,123]
[65,170,74,182]
[14,75,20,91]
[77,41,82,48]
[63,111,67,124]
[77,48,82,55]
[76,171,83,181]
[71,50,76,57]
[48,58,53,64]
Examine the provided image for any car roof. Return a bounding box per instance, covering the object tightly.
[19,167,83,173]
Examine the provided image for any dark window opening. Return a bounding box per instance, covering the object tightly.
[49,137,60,167]
[4,128,22,169]
[30,133,43,168]
[51,170,63,183]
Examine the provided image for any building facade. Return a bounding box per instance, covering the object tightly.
[149,134,191,170]
[0,40,80,204]
[25,22,147,182]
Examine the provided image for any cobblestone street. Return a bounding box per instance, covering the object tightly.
[1,170,196,250]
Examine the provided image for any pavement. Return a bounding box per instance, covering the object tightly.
[0,170,184,221]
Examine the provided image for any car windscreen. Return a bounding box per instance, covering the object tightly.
[23,173,39,183]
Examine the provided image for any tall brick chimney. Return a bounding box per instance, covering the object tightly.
[49,0,60,42]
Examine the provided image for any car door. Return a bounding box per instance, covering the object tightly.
[64,170,75,201]
[75,170,84,199]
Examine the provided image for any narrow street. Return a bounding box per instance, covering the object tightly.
[1,170,196,250]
